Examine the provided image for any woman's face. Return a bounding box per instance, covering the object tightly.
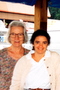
[33,36,48,55]
[9,26,24,47]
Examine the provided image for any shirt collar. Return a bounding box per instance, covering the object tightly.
[26,50,51,59]
[44,50,51,58]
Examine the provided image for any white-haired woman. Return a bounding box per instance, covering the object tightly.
[0,20,29,90]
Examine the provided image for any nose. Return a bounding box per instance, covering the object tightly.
[15,35,19,39]
[39,43,43,47]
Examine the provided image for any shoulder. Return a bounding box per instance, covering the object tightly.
[49,50,60,63]
[50,50,60,57]
[14,55,32,70]
[0,48,7,52]
[17,50,33,65]
[0,48,8,62]
[17,55,28,64]
[0,48,7,55]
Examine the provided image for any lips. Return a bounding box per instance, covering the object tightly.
[14,41,20,43]
[38,47,44,50]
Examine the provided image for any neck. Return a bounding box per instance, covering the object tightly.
[32,53,45,62]
[8,45,24,53]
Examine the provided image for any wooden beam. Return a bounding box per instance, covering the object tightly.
[0,12,34,22]
[34,0,48,31]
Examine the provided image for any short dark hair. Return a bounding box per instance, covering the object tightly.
[30,29,50,45]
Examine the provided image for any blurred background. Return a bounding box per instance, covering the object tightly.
[0,1,60,54]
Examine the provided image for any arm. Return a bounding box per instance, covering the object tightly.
[55,55,60,90]
[10,55,32,90]
[9,56,30,90]
[9,59,23,90]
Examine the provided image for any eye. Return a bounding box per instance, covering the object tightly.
[43,41,48,44]
[10,33,15,35]
[35,41,39,44]
[18,33,24,36]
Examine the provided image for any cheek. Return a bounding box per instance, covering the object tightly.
[9,37,13,41]
[9,37,16,44]
[34,44,38,49]
[44,45,48,49]
[21,38,24,42]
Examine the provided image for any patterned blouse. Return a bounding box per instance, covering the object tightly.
[0,48,29,90]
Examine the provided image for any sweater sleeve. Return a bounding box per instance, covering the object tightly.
[9,57,24,90]
[9,56,31,90]
[55,55,60,90]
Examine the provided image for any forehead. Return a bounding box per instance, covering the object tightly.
[10,26,24,33]
[34,36,48,41]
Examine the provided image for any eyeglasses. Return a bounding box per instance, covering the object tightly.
[10,33,24,38]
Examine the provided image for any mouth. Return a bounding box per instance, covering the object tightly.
[38,48,43,50]
[14,41,20,43]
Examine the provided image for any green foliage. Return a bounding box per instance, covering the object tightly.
[49,7,60,20]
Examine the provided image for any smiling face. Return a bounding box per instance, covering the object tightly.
[9,26,24,47]
[33,36,48,55]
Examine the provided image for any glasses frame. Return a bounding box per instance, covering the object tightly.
[10,33,24,38]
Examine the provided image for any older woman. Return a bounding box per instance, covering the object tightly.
[0,20,29,90]
[10,29,60,90]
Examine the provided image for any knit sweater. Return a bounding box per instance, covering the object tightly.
[10,51,60,90]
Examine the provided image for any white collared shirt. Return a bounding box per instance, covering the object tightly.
[24,50,51,89]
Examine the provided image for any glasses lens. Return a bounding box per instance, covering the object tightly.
[10,33,24,37]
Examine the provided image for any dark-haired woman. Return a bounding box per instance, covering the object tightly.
[10,29,60,90]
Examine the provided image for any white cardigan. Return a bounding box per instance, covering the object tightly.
[10,51,60,90]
